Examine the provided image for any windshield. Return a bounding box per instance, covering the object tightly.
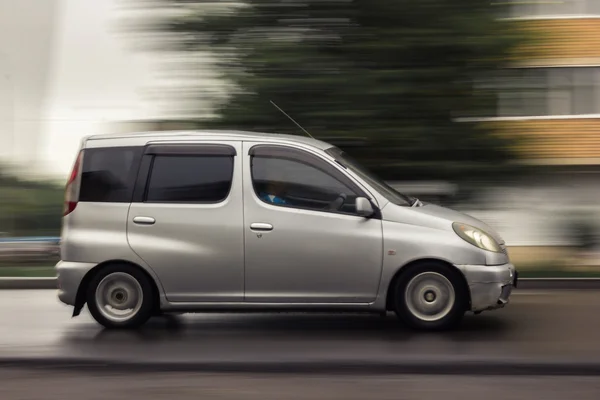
[325,147,414,207]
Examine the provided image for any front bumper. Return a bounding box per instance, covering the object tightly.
[455,263,517,313]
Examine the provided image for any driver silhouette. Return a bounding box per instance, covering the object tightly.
[260,180,287,205]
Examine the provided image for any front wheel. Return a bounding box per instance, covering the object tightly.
[393,263,468,331]
[86,264,155,329]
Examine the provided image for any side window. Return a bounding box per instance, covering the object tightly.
[146,155,233,203]
[250,146,362,214]
[79,146,142,202]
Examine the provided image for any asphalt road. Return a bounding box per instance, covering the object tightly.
[2,290,600,373]
[1,370,600,400]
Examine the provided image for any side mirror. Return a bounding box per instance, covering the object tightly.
[356,197,375,217]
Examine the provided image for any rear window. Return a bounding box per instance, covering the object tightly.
[145,155,234,203]
[79,147,142,202]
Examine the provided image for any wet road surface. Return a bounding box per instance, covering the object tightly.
[1,369,600,400]
[1,290,600,368]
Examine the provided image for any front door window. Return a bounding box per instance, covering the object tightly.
[250,145,364,215]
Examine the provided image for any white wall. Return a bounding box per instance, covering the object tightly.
[0,0,59,173]
[0,0,209,178]
[39,0,222,178]
[40,0,165,177]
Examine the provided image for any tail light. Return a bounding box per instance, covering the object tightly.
[63,151,82,216]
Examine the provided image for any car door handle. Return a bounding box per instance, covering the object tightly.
[133,216,156,225]
[250,223,273,231]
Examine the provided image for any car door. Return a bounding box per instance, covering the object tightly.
[242,142,384,303]
[127,141,244,303]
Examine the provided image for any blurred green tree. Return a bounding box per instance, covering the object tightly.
[138,0,528,181]
[0,172,63,237]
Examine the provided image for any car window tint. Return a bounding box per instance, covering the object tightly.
[79,147,142,202]
[146,155,233,203]
[251,155,359,214]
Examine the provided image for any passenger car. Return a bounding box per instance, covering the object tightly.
[56,130,517,330]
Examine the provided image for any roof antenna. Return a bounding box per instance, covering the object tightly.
[270,100,314,139]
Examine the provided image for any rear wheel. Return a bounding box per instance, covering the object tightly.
[393,263,468,331]
[86,264,155,329]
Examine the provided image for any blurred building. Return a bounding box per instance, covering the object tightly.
[460,1,600,255]
[492,1,600,165]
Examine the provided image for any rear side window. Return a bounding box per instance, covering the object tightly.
[79,147,142,202]
[146,156,234,203]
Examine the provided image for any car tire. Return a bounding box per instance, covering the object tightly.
[86,264,155,329]
[393,262,468,331]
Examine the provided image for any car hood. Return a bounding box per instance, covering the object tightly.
[382,202,504,244]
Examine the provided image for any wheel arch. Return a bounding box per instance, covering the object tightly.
[385,258,471,311]
[72,259,160,317]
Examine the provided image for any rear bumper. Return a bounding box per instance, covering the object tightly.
[455,263,517,313]
[55,260,96,306]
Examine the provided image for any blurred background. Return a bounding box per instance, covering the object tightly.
[2,0,600,276]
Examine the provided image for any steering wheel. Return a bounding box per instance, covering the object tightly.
[327,193,347,211]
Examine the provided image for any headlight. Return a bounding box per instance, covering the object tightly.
[452,222,502,253]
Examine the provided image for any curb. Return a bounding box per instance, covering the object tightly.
[2,277,600,290]
[1,357,600,376]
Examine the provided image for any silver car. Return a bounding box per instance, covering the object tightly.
[56,130,517,330]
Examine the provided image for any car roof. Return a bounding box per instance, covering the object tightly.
[85,130,334,151]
